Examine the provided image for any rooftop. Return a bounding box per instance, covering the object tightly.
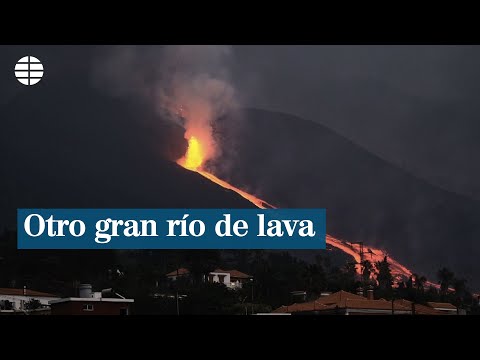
[0,288,58,298]
[213,269,252,279]
[49,297,134,305]
[166,268,190,277]
[427,302,457,310]
[272,290,457,315]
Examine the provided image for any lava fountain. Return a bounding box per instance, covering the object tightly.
[177,135,419,284]
[177,136,275,209]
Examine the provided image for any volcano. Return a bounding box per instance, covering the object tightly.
[211,108,480,288]
[1,73,479,289]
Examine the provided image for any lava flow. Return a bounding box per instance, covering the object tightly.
[177,135,416,284]
[178,136,275,209]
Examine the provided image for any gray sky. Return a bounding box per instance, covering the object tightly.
[1,45,479,199]
[230,45,480,199]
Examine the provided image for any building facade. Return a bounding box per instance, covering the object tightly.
[166,268,252,289]
[49,284,134,315]
[272,290,459,315]
[0,287,59,313]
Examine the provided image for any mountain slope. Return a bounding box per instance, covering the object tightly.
[0,78,256,228]
[213,108,480,287]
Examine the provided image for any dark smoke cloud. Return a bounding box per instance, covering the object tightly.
[92,45,240,162]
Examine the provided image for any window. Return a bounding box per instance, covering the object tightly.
[83,304,94,311]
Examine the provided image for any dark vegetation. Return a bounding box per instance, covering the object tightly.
[2,229,478,314]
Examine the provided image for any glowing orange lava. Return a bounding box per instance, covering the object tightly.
[178,135,425,286]
[325,235,413,282]
[178,136,204,171]
[178,136,275,209]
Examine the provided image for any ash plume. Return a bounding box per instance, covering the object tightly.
[92,45,239,163]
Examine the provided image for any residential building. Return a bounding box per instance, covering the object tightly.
[272,290,459,315]
[426,302,458,315]
[165,268,190,281]
[166,268,252,289]
[0,287,60,314]
[49,284,134,315]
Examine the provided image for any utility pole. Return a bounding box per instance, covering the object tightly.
[176,291,179,316]
[250,278,254,315]
[176,266,180,316]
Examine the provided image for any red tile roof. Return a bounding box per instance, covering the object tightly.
[427,302,457,310]
[0,288,58,297]
[345,299,410,311]
[272,301,334,313]
[277,296,409,313]
[272,290,451,314]
[390,299,450,315]
[165,268,190,277]
[413,304,445,315]
[315,290,365,307]
[214,269,252,279]
[273,290,365,313]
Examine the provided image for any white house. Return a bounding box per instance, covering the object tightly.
[0,287,60,312]
[166,268,252,289]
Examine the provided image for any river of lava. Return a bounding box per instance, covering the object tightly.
[177,135,424,286]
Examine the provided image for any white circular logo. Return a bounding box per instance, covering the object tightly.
[15,56,44,86]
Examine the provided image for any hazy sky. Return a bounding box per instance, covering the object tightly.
[230,45,480,199]
[1,45,480,199]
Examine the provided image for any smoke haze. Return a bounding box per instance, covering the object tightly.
[93,45,239,163]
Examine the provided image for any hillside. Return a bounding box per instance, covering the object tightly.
[213,108,480,287]
[0,78,256,229]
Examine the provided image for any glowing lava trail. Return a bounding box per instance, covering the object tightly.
[178,136,275,209]
[178,135,416,284]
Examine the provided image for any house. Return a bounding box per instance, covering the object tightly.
[0,287,60,314]
[426,302,458,315]
[165,268,190,281]
[393,299,449,315]
[49,284,134,315]
[208,269,252,289]
[166,268,252,289]
[272,290,458,315]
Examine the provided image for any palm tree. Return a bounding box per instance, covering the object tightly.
[361,260,373,284]
[375,257,393,290]
[437,267,455,295]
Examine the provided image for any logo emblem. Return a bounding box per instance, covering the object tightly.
[15,56,44,86]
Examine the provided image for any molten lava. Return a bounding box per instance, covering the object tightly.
[178,136,204,171]
[178,136,275,209]
[178,135,423,286]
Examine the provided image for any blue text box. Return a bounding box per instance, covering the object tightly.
[17,209,326,250]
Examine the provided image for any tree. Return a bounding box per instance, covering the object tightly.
[406,276,413,289]
[361,260,373,284]
[185,250,221,285]
[413,274,427,292]
[24,298,42,310]
[344,262,357,277]
[437,267,455,295]
[375,257,393,290]
[0,300,13,310]
[453,278,467,300]
[302,264,327,295]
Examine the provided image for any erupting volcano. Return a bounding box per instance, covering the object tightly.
[177,134,419,285]
[178,136,275,209]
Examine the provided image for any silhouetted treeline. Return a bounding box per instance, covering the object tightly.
[1,229,478,314]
